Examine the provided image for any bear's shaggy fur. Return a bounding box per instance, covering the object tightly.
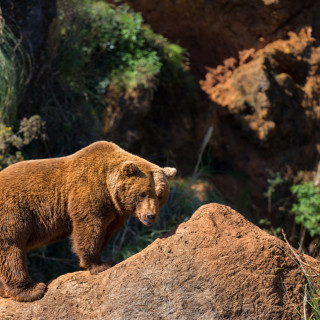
[0,141,176,302]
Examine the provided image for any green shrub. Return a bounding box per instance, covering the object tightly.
[55,0,171,96]
[53,0,190,102]
[291,181,320,237]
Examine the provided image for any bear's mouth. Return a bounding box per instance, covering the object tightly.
[142,219,153,226]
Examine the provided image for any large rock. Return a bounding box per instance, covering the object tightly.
[0,203,317,319]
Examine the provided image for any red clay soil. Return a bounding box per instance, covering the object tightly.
[0,203,318,319]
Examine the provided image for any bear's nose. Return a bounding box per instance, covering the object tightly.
[147,213,156,221]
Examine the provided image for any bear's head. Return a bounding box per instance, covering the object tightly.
[111,161,176,226]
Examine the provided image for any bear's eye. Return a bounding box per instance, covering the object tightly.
[140,192,147,198]
[158,196,163,201]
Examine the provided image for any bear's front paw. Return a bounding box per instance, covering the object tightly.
[89,260,117,275]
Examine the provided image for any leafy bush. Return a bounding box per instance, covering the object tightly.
[291,181,320,237]
[54,0,187,98]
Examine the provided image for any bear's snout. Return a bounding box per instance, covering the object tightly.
[140,212,158,226]
[147,213,156,221]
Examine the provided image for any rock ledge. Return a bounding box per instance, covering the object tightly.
[1,203,317,320]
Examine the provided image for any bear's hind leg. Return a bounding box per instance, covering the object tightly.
[0,246,46,302]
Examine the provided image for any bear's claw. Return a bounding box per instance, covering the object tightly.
[89,260,116,275]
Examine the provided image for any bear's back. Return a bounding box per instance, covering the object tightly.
[0,157,66,193]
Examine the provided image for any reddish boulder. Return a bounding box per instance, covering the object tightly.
[0,203,317,319]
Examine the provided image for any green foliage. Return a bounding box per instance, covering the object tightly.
[0,14,41,170]
[0,18,31,125]
[291,182,320,237]
[110,226,166,262]
[54,0,186,96]
[0,116,46,170]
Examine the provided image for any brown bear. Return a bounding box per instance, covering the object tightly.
[0,141,176,302]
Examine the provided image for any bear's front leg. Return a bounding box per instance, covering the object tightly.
[71,218,115,275]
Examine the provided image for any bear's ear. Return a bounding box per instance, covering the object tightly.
[163,167,177,179]
[121,161,139,176]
